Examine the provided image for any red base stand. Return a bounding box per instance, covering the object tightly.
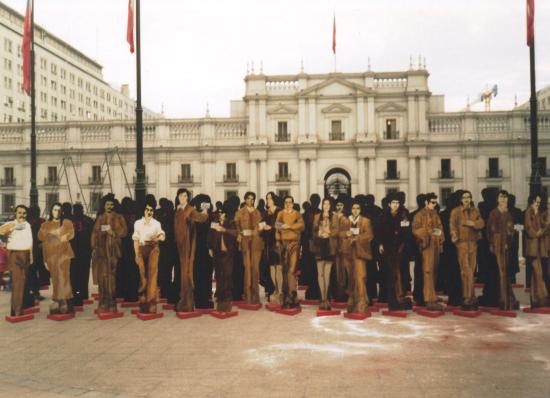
[39,285,49,291]
[72,306,84,312]
[97,311,124,320]
[23,306,40,315]
[92,293,99,299]
[82,299,94,305]
[512,283,524,288]
[382,310,408,318]
[121,301,139,308]
[416,309,445,318]
[210,310,238,319]
[444,305,460,313]
[176,311,202,319]
[316,309,341,317]
[330,301,347,309]
[367,306,380,312]
[479,306,498,313]
[5,314,34,323]
[131,308,139,315]
[523,307,550,314]
[474,283,485,289]
[159,298,168,304]
[298,285,308,291]
[162,303,174,310]
[453,309,482,318]
[195,308,214,314]
[47,313,75,321]
[115,298,124,303]
[300,299,320,306]
[265,303,281,312]
[490,309,517,318]
[275,307,302,316]
[344,312,371,320]
[373,302,389,309]
[136,312,164,321]
[236,303,262,311]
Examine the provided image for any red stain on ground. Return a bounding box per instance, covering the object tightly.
[475,340,516,352]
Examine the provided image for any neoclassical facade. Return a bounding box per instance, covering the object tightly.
[0,66,549,216]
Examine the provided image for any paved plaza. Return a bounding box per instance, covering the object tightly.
[1,270,550,398]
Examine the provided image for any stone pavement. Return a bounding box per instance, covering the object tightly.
[1,275,550,398]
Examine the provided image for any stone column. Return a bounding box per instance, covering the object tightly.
[419,156,427,194]
[310,159,317,198]
[260,160,268,199]
[248,100,257,140]
[408,157,417,208]
[357,157,366,194]
[418,96,427,138]
[258,100,266,143]
[356,97,365,138]
[298,98,306,138]
[368,157,376,195]
[308,99,316,137]
[367,97,376,140]
[249,159,258,195]
[407,95,416,139]
[299,159,307,203]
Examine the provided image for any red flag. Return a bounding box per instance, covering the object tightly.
[526,0,534,47]
[127,0,135,53]
[22,0,32,96]
[332,15,336,54]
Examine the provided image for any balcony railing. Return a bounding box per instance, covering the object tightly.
[44,178,59,186]
[383,130,400,140]
[486,169,503,178]
[223,174,239,183]
[88,177,102,185]
[540,169,550,178]
[275,134,290,142]
[384,171,400,180]
[0,178,15,186]
[438,170,455,179]
[178,175,194,184]
[329,132,345,141]
[275,173,291,182]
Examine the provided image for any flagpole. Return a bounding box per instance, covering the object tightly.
[29,0,38,209]
[528,37,540,196]
[134,0,146,207]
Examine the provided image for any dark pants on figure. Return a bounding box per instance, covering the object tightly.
[8,250,31,316]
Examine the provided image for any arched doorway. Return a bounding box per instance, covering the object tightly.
[324,168,352,199]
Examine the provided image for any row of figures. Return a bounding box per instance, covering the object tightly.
[1,187,549,320]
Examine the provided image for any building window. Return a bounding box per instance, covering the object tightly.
[4,38,12,53]
[46,166,58,185]
[487,158,501,178]
[384,119,399,139]
[45,193,59,213]
[179,164,192,183]
[440,188,454,207]
[439,159,453,179]
[2,167,15,186]
[90,165,102,184]
[224,163,238,182]
[225,190,238,200]
[329,120,344,141]
[277,162,290,182]
[385,160,399,180]
[50,63,57,75]
[1,193,15,214]
[276,121,289,142]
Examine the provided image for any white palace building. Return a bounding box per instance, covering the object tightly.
[0,64,549,216]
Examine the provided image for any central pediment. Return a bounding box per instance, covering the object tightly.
[267,104,298,115]
[376,102,407,112]
[321,103,352,114]
[299,77,372,97]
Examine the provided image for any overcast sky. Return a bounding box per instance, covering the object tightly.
[4,0,550,117]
